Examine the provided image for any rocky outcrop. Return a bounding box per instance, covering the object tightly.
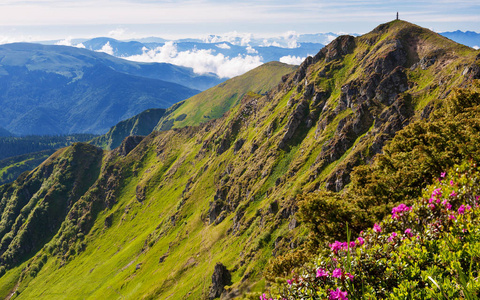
[209,263,231,299]
[114,135,145,157]
[375,67,409,105]
[278,100,309,149]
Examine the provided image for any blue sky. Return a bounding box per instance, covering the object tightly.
[0,0,479,41]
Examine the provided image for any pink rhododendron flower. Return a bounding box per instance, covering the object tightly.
[329,288,348,300]
[391,203,411,219]
[449,214,456,220]
[346,272,354,281]
[450,180,454,186]
[329,241,343,253]
[349,241,356,248]
[287,279,293,285]
[260,293,272,300]
[356,236,365,246]
[373,223,382,233]
[316,268,328,278]
[332,268,342,278]
[388,232,398,242]
[458,205,466,214]
[429,204,435,210]
[450,191,457,197]
[404,228,413,237]
[441,172,446,178]
[432,188,442,198]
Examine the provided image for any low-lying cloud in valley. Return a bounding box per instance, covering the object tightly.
[279,55,305,65]
[124,42,263,78]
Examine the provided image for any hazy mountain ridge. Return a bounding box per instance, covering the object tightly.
[441,30,480,48]
[0,43,223,135]
[0,20,478,299]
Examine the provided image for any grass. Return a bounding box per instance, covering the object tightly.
[0,19,478,300]
[155,62,297,131]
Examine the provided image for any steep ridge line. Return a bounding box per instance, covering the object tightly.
[0,20,478,299]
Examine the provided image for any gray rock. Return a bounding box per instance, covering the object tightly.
[208,263,231,300]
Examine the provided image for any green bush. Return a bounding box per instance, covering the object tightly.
[266,161,480,299]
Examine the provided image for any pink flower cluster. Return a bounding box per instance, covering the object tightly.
[329,288,348,300]
[391,203,412,219]
[329,241,356,253]
[387,232,398,242]
[316,267,353,280]
[458,204,472,214]
[259,293,273,300]
[329,236,366,254]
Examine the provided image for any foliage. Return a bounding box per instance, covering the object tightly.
[350,84,480,216]
[297,191,372,249]
[267,161,480,299]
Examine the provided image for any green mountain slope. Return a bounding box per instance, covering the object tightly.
[0,150,56,186]
[90,109,166,150]
[92,61,297,150]
[0,20,478,299]
[154,61,298,131]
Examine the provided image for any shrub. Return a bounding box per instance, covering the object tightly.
[265,161,480,299]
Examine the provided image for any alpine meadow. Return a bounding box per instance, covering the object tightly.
[1,18,480,300]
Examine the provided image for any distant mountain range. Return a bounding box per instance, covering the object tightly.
[41,35,326,77]
[0,43,223,136]
[35,30,479,79]
[440,30,480,48]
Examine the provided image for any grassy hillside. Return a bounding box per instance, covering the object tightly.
[92,61,296,151]
[154,61,298,131]
[90,108,166,150]
[0,150,56,185]
[0,20,478,300]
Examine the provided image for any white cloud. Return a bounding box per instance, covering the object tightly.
[279,55,305,65]
[262,39,281,47]
[474,45,479,50]
[96,42,114,55]
[204,31,253,46]
[55,37,73,46]
[327,34,337,42]
[54,38,87,49]
[246,45,258,54]
[124,41,263,78]
[108,28,126,38]
[216,43,231,49]
[283,31,298,48]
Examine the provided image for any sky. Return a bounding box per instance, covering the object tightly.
[0,0,479,42]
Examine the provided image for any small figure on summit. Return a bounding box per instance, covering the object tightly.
[396,12,399,20]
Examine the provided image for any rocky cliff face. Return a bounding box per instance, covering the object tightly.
[0,20,478,299]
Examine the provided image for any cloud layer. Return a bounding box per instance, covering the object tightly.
[124,42,263,78]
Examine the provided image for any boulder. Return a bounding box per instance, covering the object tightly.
[208,263,231,299]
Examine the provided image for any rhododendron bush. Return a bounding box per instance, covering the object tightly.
[263,161,480,299]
